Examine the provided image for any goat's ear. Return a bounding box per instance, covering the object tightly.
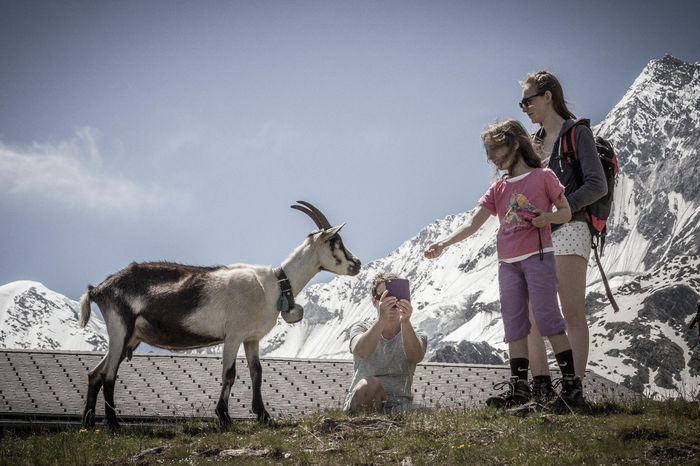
[321,223,345,239]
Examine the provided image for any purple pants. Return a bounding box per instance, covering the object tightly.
[498,252,566,343]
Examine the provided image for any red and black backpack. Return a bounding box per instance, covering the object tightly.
[560,119,620,311]
[560,119,619,253]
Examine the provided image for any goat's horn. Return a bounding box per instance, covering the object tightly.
[290,204,321,229]
[291,203,326,230]
[293,201,332,229]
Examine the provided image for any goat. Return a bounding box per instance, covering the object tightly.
[78,201,361,428]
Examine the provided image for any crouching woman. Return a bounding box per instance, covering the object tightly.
[344,273,428,413]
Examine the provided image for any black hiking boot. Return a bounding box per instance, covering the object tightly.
[554,374,584,408]
[531,376,556,403]
[486,377,531,409]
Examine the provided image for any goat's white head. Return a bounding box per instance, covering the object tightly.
[292,201,361,276]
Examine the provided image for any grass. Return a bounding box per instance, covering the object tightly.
[1,399,698,465]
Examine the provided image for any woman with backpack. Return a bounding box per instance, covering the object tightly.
[519,71,608,401]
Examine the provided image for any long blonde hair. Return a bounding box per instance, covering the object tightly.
[481,119,542,176]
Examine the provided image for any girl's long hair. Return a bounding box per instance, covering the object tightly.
[522,71,575,120]
[482,119,542,176]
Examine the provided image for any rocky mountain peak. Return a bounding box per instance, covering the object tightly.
[645,54,699,87]
[0,281,107,352]
[597,55,699,178]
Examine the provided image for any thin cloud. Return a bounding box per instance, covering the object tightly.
[0,128,185,213]
[244,121,302,154]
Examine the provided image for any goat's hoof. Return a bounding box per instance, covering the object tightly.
[218,416,232,428]
[82,411,95,428]
[216,410,232,427]
[105,420,121,430]
[215,400,232,427]
[257,410,271,424]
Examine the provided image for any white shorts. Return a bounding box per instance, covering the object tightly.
[552,221,591,261]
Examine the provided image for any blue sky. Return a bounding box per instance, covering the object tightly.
[1,0,699,301]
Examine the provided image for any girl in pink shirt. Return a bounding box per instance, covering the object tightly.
[424,119,584,408]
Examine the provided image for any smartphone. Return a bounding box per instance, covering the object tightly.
[385,278,410,302]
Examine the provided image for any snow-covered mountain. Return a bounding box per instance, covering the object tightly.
[0,281,107,351]
[1,56,698,397]
[258,55,700,397]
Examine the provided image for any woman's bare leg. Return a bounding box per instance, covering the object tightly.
[347,376,387,412]
[555,254,589,378]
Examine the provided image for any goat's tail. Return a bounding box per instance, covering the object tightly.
[79,286,94,328]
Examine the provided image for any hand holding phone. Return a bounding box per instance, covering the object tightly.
[385,278,410,302]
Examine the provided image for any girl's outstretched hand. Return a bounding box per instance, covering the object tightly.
[424,242,444,259]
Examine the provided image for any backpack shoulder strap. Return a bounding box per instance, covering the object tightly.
[560,125,577,165]
[562,119,591,162]
[569,124,578,161]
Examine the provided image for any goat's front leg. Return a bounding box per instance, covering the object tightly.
[244,340,271,423]
[216,337,241,427]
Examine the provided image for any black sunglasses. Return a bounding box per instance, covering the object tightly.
[519,91,546,109]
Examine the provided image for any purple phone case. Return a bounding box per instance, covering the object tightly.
[385,278,410,301]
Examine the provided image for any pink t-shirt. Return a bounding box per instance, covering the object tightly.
[479,168,565,262]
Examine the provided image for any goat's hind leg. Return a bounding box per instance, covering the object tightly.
[102,351,128,429]
[216,338,242,427]
[101,314,131,429]
[244,340,271,423]
[82,354,107,427]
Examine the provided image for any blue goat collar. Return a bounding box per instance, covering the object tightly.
[274,267,295,312]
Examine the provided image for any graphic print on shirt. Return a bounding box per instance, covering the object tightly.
[502,193,539,232]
